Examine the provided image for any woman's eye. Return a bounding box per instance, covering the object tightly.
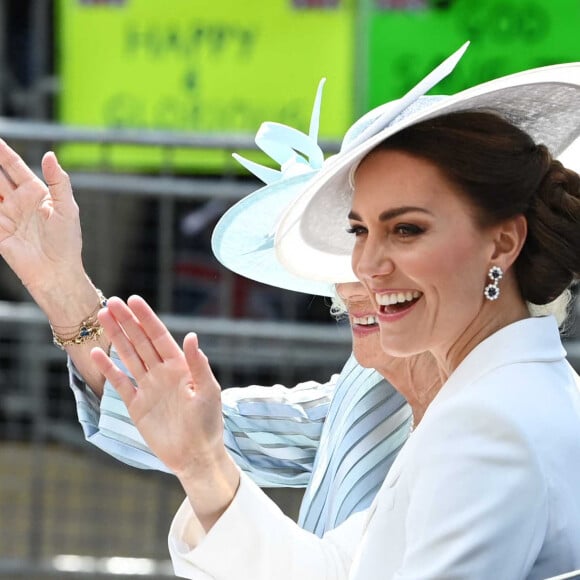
[346,225,367,237]
[394,223,424,237]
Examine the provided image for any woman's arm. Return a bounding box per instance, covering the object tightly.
[0,141,109,395]
[89,294,360,578]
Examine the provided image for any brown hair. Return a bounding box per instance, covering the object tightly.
[377,111,580,305]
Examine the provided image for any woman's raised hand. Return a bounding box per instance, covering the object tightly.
[0,141,85,296]
[91,296,240,527]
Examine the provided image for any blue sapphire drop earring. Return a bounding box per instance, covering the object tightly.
[484,266,503,301]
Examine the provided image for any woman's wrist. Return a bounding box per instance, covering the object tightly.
[50,288,108,350]
[28,271,112,384]
[27,270,105,329]
[177,450,241,532]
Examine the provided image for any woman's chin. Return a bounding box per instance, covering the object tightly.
[379,337,425,359]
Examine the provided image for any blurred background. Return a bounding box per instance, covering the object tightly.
[0,0,579,578]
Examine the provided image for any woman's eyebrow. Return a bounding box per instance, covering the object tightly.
[348,206,433,221]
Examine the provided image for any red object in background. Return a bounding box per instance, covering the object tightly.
[174,255,279,319]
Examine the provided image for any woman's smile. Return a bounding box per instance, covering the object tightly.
[375,290,422,322]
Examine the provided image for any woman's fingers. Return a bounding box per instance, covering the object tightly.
[90,346,137,406]
[183,332,218,398]
[105,297,164,366]
[98,295,184,381]
[0,141,32,202]
[0,139,37,187]
[41,152,75,209]
[125,295,183,361]
[0,145,72,210]
[97,299,149,381]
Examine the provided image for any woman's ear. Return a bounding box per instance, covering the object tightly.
[490,214,527,270]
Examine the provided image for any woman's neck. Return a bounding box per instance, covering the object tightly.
[383,292,530,429]
[375,350,444,428]
[434,295,530,384]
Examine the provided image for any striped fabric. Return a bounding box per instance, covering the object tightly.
[297,355,412,535]
[68,351,412,535]
[68,349,335,481]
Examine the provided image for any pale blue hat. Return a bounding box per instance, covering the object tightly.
[210,78,335,296]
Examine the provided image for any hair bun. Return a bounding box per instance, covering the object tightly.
[517,156,580,304]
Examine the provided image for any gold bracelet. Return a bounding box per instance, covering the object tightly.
[51,289,108,350]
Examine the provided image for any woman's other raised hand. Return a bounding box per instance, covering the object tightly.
[91,295,240,529]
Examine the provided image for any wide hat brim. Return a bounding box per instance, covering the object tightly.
[211,171,335,297]
[275,62,580,284]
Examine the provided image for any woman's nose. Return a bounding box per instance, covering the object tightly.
[353,237,395,283]
[336,281,366,301]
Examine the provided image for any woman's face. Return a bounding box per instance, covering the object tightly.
[349,149,498,361]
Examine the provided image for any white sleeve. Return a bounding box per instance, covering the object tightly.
[169,472,365,580]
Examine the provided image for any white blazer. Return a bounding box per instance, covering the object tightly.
[169,316,580,580]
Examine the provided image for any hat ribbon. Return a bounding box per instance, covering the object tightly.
[232,78,326,185]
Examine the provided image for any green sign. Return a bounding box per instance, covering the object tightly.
[57,0,355,171]
[366,0,580,110]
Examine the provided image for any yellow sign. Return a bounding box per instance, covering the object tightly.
[57,0,355,172]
